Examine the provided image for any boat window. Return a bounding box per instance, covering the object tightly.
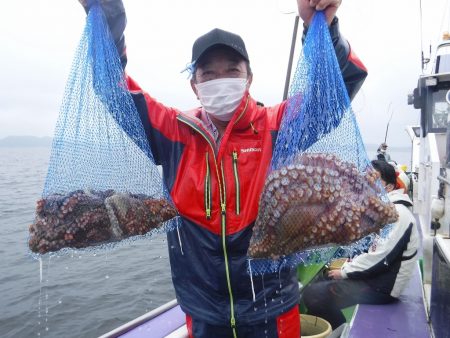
[431,89,450,129]
[435,48,450,73]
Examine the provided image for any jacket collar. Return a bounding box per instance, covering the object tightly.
[230,92,257,131]
[388,189,413,206]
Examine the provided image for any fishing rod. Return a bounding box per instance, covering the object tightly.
[283,15,300,100]
[383,102,394,144]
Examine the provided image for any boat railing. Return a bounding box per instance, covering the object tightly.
[98,299,181,338]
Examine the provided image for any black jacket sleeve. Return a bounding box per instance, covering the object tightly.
[85,0,127,68]
[302,17,368,101]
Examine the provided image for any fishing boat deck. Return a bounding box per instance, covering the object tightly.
[345,262,431,338]
[98,299,187,338]
[102,260,431,338]
[120,305,185,338]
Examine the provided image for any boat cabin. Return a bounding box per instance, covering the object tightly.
[406,31,450,338]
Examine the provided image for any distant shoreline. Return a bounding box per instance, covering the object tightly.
[0,135,412,152]
[0,136,52,147]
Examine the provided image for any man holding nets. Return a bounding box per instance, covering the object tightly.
[78,0,367,336]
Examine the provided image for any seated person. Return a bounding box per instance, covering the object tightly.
[302,160,420,329]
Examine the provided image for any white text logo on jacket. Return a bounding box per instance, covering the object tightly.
[240,147,262,153]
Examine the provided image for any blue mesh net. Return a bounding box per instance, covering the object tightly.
[248,12,395,275]
[28,3,178,256]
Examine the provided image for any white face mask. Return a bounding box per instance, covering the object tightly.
[195,78,247,122]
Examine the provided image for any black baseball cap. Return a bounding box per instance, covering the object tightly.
[191,28,249,64]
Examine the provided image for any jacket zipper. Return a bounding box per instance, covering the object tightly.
[232,95,249,126]
[220,163,237,338]
[177,114,237,337]
[232,151,240,215]
[205,152,212,219]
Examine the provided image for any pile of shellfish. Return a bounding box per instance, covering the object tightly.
[28,189,177,254]
[248,153,398,259]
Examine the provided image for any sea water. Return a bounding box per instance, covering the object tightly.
[0,146,174,338]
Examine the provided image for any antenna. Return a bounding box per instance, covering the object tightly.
[419,0,430,72]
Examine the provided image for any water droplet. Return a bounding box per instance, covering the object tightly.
[45,327,49,331]
[58,300,62,304]
[105,275,109,279]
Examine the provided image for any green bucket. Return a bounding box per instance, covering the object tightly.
[300,314,332,338]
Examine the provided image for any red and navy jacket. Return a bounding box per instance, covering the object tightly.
[96,0,368,327]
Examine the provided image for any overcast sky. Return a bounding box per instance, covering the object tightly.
[1,0,449,149]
